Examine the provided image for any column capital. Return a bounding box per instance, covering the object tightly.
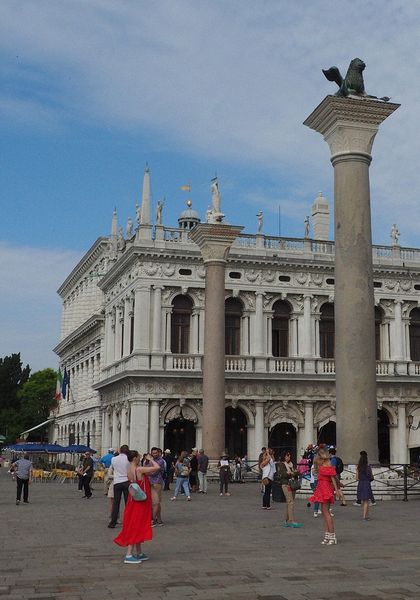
[189,223,243,264]
[304,95,399,161]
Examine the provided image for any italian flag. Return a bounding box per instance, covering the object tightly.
[55,368,63,402]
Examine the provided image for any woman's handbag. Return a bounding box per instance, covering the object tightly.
[128,480,147,502]
[288,478,301,491]
[262,477,270,486]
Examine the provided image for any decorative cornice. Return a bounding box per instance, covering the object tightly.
[57,237,109,297]
[54,314,104,356]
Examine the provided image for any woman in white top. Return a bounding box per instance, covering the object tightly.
[260,448,276,509]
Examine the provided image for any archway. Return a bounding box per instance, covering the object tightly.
[318,421,336,446]
[268,422,297,462]
[378,409,390,464]
[225,407,247,457]
[164,418,196,456]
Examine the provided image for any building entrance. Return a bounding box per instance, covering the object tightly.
[378,409,390,464]
[164,419,196,455]
[225,407,247,457]
[318,421,336,446]
[268,422,297,462]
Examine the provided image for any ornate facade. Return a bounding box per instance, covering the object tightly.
[52,170,420,463]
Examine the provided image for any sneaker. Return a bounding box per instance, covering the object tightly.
[306,502,311,508]
[151,521,157,528]
[156,521,164,527]
[290,522,303,528]
[282,522,291,527]
[108,523,116,528]
[340,502,347,506]
[370,501,376,506]
[220,493,223,496]
[225,492,231,496]
[317,510,322,515]
[124,556,141,564]
[329,510,334,517]
[313,512,318,518]
[353,502,361,506]
[136,553,149,562]
[187,496,192,501]
[170,497,176,501]
[23,501,29,504]
[16,500,20,505]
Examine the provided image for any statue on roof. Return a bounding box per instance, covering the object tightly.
[155,199,164,225]
[207,177,225,223]
[390,223,400,247]
[257,210,263,233]
[126,217,133,238]
[304,216,310,239]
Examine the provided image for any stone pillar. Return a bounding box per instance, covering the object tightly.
[302,402,315,449]
[393,300,404,360]
[120,404,128,446]
[189,223,243,459]
[123,297,132,357]
[254,402,265,460]
[149,400,160,448]
[114,305,123,361]
[302,295,312,357]
[102,407,111,452]
[254,292,265,355]
[133,285,151,368]
[304,95,399,464]
[129,398,150,453]
[111,407,119,450]
[151,286,163,368]
[396,403,408,464]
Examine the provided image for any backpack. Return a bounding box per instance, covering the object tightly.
[335,456,344,475]
[128,481,147,502]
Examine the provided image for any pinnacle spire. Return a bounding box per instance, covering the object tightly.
[140,164,151,225]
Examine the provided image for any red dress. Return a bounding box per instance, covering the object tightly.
[309,466,336,504]
[114,475,153,547]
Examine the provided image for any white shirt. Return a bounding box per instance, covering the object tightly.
[111,453,129,484]
[262,458,276,481]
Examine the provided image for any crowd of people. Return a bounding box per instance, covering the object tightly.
[7,442,376,562]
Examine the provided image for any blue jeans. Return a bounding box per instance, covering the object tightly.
[174,476,190,497]
[310,481,320,512]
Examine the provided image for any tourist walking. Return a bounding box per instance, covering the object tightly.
[147,447,166,526]
[171,451,191,501]
[278,450,302,528]
[309,447,343,544]
[81,451,94,498]
[356,450,374,521]
[100,447,115,495]
[108,444,130,528]
[329,447,347,506]
[163,449,174,491]
[218,453,231,496]
[189,448,199,492]
[114,451,160,564]
[197,449,209,493]
[11,453,33,505]
[260,448,276,509]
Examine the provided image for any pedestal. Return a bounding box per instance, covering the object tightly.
[189,223,243,459]
[304,96,399,463]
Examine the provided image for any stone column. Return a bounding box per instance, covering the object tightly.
[149,400,161,448]
[111,407,119,450]
[151,286,163,368]
[302,402,315,449]
[396,403,408,464]
[133,285,151,368]
[120,404,128,446]
[123,296,132,357]
[254,292,265,355]
[129,398,150,452]
[304,95,399,464]
[114,305,123,361]
[393,300,404,360]
[189,223,243,459]
[254,402,265,460]
[302,295,312,357]
[102,407,111,452]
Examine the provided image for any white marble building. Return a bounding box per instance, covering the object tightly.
[52,168,420,463]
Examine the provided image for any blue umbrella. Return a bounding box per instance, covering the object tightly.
[4,443,67,452]
[61,444,97,454]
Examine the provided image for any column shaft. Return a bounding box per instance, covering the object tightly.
[149,400,160,448]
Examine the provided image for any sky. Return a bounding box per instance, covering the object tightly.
[1,0,420,371]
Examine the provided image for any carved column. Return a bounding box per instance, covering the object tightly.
[302,402,315,450]
[393,300,404,361]
[396,403,408,464]
[123,296,132,357]
[102,407,111,452]
[129,398,150,452]
[149,400,161,448]
[305,95,399,463]
[254,402,265,461]
[111,407,120,450]
[189,223,243,459]
[120,404,128,446]
[302,295,312,357]
[114,305,123,361]
[151,286,163,368]
[133,285,151,368]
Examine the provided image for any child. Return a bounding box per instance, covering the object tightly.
[308,447,343,544]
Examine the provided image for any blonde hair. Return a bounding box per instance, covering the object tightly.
[314,447,330,469]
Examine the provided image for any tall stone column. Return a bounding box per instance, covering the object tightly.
[129,398,150,453]
[302,295,313,357]
[396,403,408,464]
[254,401,266,460]
[123,296,132,357]
[151,286,163,368]
[304,96,399,463]
[102,407,111,452]
[189,223,243,459]
[393,300,404,360]
[149,400,161,448]
[120,404,128,446]
[302,402,315,449]
[111,407,120,450]
[133,285,151,368]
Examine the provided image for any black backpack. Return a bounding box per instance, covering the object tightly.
[335,456,344,475]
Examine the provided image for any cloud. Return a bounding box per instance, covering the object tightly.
[0,242,81,371]
[1,1,420,244]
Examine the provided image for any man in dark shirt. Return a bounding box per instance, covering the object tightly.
[163,450,174,491]
[81,451,94,499]
[197,449,209,494]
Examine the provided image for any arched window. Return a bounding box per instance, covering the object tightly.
[171,295,193,354]
[375,306,384,361]
[320,303,334,358]
[225,298,243,355]
[409,308,420,361]
[272,300,291,357]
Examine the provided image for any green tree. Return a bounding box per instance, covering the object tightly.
[17,368,57,440]
[0,353,30,442]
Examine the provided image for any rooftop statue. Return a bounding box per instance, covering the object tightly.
[322,58,390,101]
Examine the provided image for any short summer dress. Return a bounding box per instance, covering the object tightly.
[308,465,336,504]
[114,474,153,547]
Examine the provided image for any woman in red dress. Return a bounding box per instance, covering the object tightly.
[114,451,160,564]
[308,447,343,545]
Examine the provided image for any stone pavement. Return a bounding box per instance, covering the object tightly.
[1,467,420,600]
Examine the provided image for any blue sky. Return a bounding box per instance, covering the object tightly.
[1,1,420,371]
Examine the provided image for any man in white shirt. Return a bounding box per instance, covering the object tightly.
[108,445,130,528]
